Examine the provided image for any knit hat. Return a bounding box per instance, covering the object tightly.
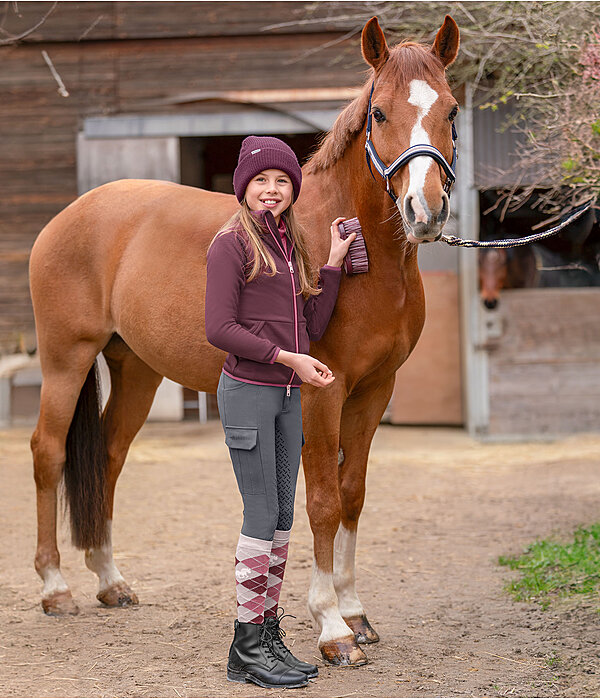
[233,136,302,204]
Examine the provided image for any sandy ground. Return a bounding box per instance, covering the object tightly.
[1,420,600,698]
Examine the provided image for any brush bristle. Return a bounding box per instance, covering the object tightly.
[339,218,369,275]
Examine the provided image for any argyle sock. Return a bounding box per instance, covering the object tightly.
[235,532,272,624]
[264,528,291,618]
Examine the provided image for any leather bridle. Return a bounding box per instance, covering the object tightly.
[364,81,458,204]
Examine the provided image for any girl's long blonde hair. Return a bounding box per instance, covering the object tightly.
[207,201,323,299]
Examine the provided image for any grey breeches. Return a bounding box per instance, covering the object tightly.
[216,371,305,540]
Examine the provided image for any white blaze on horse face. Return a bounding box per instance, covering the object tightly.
[403,79,439,223]
[84,519,126,594]
[308,559,356,644]
[333,524,364,618]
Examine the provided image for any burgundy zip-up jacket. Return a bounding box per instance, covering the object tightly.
[205,209,342,389]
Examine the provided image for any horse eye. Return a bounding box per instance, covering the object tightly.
[372,108,385,123]
[448,106,458,122]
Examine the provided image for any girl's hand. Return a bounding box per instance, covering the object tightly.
[327,217,357,268]
[292,353,335,387]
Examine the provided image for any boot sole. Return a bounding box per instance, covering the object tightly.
[227,668,309,689]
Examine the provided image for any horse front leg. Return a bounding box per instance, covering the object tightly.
[84,343,162,606]
[334,524,379,644]
[303,392,368,666]
[334,376,396,644]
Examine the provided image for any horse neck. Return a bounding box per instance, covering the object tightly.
[308,132,418,278]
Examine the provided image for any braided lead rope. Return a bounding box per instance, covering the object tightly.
[440,201,593,248]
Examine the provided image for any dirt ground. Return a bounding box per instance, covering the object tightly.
[1,420,600,698]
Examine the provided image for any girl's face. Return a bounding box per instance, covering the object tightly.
[244,169,293,224]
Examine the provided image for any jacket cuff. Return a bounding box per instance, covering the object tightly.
[268,346,282,364]
[322,264,343,271]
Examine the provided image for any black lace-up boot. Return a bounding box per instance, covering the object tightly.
[264,609,319,678]
[226,619,309,688]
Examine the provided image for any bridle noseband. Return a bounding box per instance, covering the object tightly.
[364,81,458,204]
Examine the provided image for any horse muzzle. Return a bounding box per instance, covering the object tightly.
[402,192,449,244]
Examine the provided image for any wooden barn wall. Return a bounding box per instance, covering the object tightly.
[487,289,600,436]
[0,2,363,354]
[1,2,358,41]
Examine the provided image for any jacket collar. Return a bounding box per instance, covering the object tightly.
[250,209,287,238]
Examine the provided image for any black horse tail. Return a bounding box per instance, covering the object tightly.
[63,360,109,550]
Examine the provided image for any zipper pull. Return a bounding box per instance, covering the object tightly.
[288,261,293,274]
[286,384,291,396]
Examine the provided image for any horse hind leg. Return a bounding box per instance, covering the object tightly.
[32,341,106,615]
[84,336,162,607]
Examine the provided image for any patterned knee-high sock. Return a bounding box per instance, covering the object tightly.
[264,528,291,618]
[235,533,272,624]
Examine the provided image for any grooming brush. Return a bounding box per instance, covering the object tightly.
[338,218,369,275]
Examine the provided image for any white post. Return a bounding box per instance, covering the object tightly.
[0,376,10,427]
[457,84,489,437]
[198,392,208,423]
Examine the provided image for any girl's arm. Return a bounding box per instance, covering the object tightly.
[302,218,354,341]
[302,264,342,342]
[205,232,280,364]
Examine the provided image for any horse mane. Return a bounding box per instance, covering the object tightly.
[305,42,445,174]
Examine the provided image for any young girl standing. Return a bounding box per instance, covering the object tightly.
[205,136,356,689]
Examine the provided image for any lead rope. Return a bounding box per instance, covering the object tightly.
[440,201,594,248]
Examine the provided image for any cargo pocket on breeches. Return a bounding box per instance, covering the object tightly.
[224,426,263,495]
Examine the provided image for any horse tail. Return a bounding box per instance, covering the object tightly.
[63,360,109,550]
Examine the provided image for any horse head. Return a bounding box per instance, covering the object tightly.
[479,248,508,310]
[362,16,460,243]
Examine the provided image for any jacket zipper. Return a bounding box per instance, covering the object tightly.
[266,218,298,396]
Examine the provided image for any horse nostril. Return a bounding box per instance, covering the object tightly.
[438,194,449,225]
[483,298,498,310]
[404,196,416,226]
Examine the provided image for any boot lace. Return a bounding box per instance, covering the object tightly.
[264,608,296,659]
[258,620,280,662]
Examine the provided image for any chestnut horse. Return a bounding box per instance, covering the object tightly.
[29,16,459,665]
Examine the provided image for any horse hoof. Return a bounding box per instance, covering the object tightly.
[343,614,380,644]
[319,635,368,666]
[97,582,139,607]
[42,590,80,616]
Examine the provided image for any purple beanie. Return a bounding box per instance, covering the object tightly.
[233,135,302,204]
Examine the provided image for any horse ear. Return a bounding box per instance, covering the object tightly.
[361,17,390,72]
[431,15,460,68]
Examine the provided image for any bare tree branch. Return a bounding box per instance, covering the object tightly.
[0,1,57,45]
[41,49,69,97]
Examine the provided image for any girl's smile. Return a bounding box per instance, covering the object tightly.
[244,169,293,224]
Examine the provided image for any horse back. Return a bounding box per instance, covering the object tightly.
[29,179,239,344]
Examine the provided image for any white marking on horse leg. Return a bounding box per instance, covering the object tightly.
[308,559,354,644]
[403,79,439,222]
[84,519,125,593]
[41,566,69,598]
[333,524,364,618]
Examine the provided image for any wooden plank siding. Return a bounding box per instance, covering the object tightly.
[2,2,359,42]
[487,289,600,436]
[0,2,363,353]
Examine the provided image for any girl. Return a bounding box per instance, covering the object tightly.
[205,135,356,689]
